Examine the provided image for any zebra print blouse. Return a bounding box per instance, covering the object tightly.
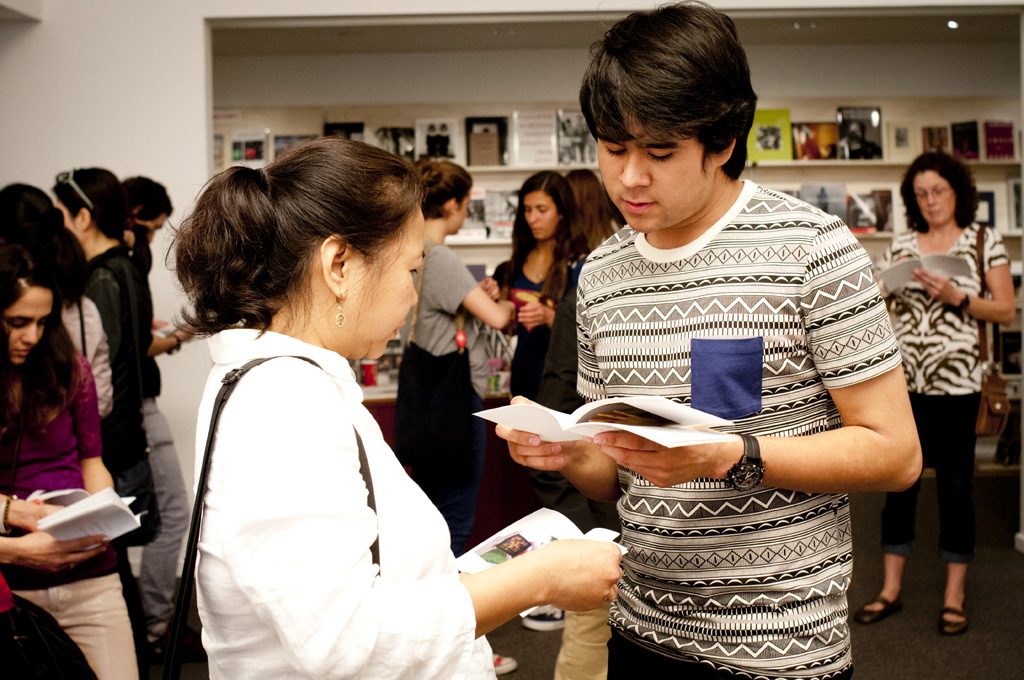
[881,223,1008,395]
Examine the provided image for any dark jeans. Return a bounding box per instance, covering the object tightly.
[880,392,980,563]
[607,628,853,679]
[412,392,486,557]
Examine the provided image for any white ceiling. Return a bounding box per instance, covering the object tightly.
[211,11,1020,56]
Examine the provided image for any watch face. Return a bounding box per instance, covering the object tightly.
[729,462,764,491]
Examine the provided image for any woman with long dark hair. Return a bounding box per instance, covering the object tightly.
[0,244,135,679]
[496,171,587,401]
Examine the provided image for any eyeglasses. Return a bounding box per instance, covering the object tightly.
[55,170,95,211]
[913,185,951,202]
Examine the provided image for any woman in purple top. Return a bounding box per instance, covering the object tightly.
[0,244,137,679]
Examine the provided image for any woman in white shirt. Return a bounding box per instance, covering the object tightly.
[172,136,622,679]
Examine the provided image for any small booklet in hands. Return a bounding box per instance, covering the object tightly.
[33,487,142,542]
[474,395,733,448]
[878,254,972,293]
[455,507,625,616]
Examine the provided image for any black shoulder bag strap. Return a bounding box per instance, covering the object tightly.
[163,355,380,679]
[76,299,88,355]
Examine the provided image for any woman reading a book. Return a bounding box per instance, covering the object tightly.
[495,171,588,401]
[173,137,621,679]
[0,244,136,679]
[856,152,1015,635]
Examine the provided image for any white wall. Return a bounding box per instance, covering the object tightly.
[1,0,1021,500]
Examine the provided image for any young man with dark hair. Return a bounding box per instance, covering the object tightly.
[500,3,921,678]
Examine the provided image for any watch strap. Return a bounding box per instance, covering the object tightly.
[739,433,761,464]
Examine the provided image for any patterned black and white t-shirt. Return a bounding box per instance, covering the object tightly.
[880,224,1008,396]
[576,181,902,679]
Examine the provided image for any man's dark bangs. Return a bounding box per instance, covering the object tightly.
[582,65,690,144]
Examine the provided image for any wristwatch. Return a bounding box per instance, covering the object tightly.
[956,293,971,313]
[726,434,764,491]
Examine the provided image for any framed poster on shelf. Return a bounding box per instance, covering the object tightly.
[976,190,995,229]
[1008,178,1022,232]
[465,116,509,166]
[511,110,557,167]
[415,117,465,165]
[792,121,837,160]
[748,108,792,162]
[556,109,597,165]
[922,125,950,153]
[885,120,920,163]
[984,121,1016,160]
[373,126,415,161]
[846,188,894,235]
[324,122,365,141]
[273,134,314,160]
[230,130,268,169]
[951,120,980,160]
[836,106,882,160]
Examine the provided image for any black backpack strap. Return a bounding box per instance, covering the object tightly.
[163,355,379,678]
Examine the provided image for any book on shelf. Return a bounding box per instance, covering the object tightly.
[878,254,972,294]
[414,117,465,165]
[34,487,143,542]
[799,183,847,220]
[372,126,415,161]
[475,394,733,448]
[922,125,950,153]
[323,122,365,142]
[846,189,893,234]
[951,120,980,160]
[747,108,792,162]
[556,109,597,165]
[836,106,883,160]
[791,121,837,160]
[885,120,921,163]
[455,507,624,615]
[976,190,995,229]
[484,188,517,239]
[465,116,509,166]
[983,121,1016,160]
[511,110,558,167]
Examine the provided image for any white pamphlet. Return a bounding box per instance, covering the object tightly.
[879,254,972,293]
[475,395,734,448]
[35,487,142,541]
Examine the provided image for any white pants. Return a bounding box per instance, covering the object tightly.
[15,572,139,680]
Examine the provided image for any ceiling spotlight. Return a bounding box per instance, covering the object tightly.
[947,20,959,29]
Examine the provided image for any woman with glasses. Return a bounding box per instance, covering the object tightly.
[0,244,135,679]
[855,152,1015,636]
[54,168,156,676]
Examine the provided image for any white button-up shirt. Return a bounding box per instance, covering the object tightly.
[194,329,495,679]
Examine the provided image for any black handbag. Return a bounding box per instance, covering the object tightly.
[163,356,380,679]
[394,242,476,482]
[0,593,98,679]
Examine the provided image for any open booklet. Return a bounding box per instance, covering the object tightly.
[455,508,625,616]
[34,487,142,542]
[879,254,972,293]
[474,395,734,448]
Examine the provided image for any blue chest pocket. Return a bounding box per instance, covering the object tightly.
[690,337,764,420]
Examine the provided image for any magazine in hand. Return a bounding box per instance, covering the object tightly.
[456,507,624,615]
[475,395,733,448]
[879,254,972,293]
[35,487,142,541]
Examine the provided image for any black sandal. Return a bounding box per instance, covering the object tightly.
[853,595,902,625]
[939,606,968,636]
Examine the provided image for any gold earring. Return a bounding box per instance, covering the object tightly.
[335,298,346,328]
